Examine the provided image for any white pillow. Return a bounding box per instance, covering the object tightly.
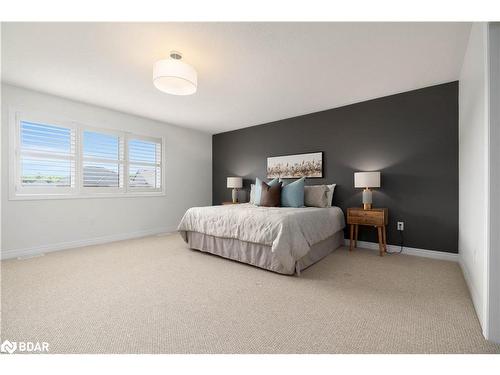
[326,184,336,207]
[250,184,255,204]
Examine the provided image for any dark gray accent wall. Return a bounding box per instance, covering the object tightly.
[213,82,458,253]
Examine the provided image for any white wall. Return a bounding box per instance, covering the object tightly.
[0,27,3,257]
[458,23,489,334]
[1,84,212,258]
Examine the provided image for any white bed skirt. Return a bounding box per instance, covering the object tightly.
[185,230,345,275]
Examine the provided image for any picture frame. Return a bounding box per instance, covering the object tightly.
[267,151,323,179]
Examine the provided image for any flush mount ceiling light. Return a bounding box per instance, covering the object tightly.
[153,51,197,95]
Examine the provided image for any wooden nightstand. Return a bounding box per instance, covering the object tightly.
[222,202,242,205]
[347,207,388,256]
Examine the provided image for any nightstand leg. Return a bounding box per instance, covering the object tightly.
[377,226,384,256]
[349,224,354,251]
[382,226,387,252]
[354,224,358,248]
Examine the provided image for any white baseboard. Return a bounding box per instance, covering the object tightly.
[1,227,178,260]
[343,239,459,262]
[458,257,485,334]
[2,231,458,262]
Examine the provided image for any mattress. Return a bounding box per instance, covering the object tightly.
[185,230,345,275]
[178,203,346,274]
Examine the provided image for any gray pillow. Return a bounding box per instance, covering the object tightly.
[304,185,330,208]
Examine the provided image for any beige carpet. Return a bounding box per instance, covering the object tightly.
[1,234,499,354]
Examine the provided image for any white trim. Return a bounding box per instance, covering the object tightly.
[1,227,178,260]
[3,233,459,262]
[8,191,166,200]
[459,257,482,328]
[343,239,459,262]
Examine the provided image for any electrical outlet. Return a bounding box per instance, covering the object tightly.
[397,221,404,231]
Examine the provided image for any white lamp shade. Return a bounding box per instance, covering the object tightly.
[227,177,243,189]
[354,171,381,188]
[153,58,197,95]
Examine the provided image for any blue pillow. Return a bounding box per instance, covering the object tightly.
[280,177,305,207]
[254,177,279,205]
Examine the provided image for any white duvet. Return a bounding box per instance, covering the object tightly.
[178,203,345,270]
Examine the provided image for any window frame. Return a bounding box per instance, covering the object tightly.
[9,109,166,200]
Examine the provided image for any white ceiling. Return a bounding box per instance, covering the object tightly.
[1,22,471,134]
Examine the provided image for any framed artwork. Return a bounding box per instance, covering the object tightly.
[267,151,323,179]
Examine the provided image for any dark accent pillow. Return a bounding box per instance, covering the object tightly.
[259,181,282,207]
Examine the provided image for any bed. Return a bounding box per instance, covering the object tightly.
[177,203,345,275]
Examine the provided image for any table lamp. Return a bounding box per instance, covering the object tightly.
[227,177,243,203]
[354,171,381,210]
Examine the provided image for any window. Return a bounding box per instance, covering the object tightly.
[82,130,124,190]
[16,118,77,196]
[10,111,164,199]
[128,138,162,191]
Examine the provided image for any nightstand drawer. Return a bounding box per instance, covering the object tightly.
[348,210,378,218]
[347,208,388,226]
[348,215,384,226]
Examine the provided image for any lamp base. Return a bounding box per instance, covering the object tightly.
[232,188,238,204]
[362,188,373,210]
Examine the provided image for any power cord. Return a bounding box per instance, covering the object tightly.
[386,229,404,255]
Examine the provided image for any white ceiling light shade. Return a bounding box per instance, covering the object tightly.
[153,51,197,95]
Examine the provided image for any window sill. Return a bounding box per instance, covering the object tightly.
[9,191,166,201]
